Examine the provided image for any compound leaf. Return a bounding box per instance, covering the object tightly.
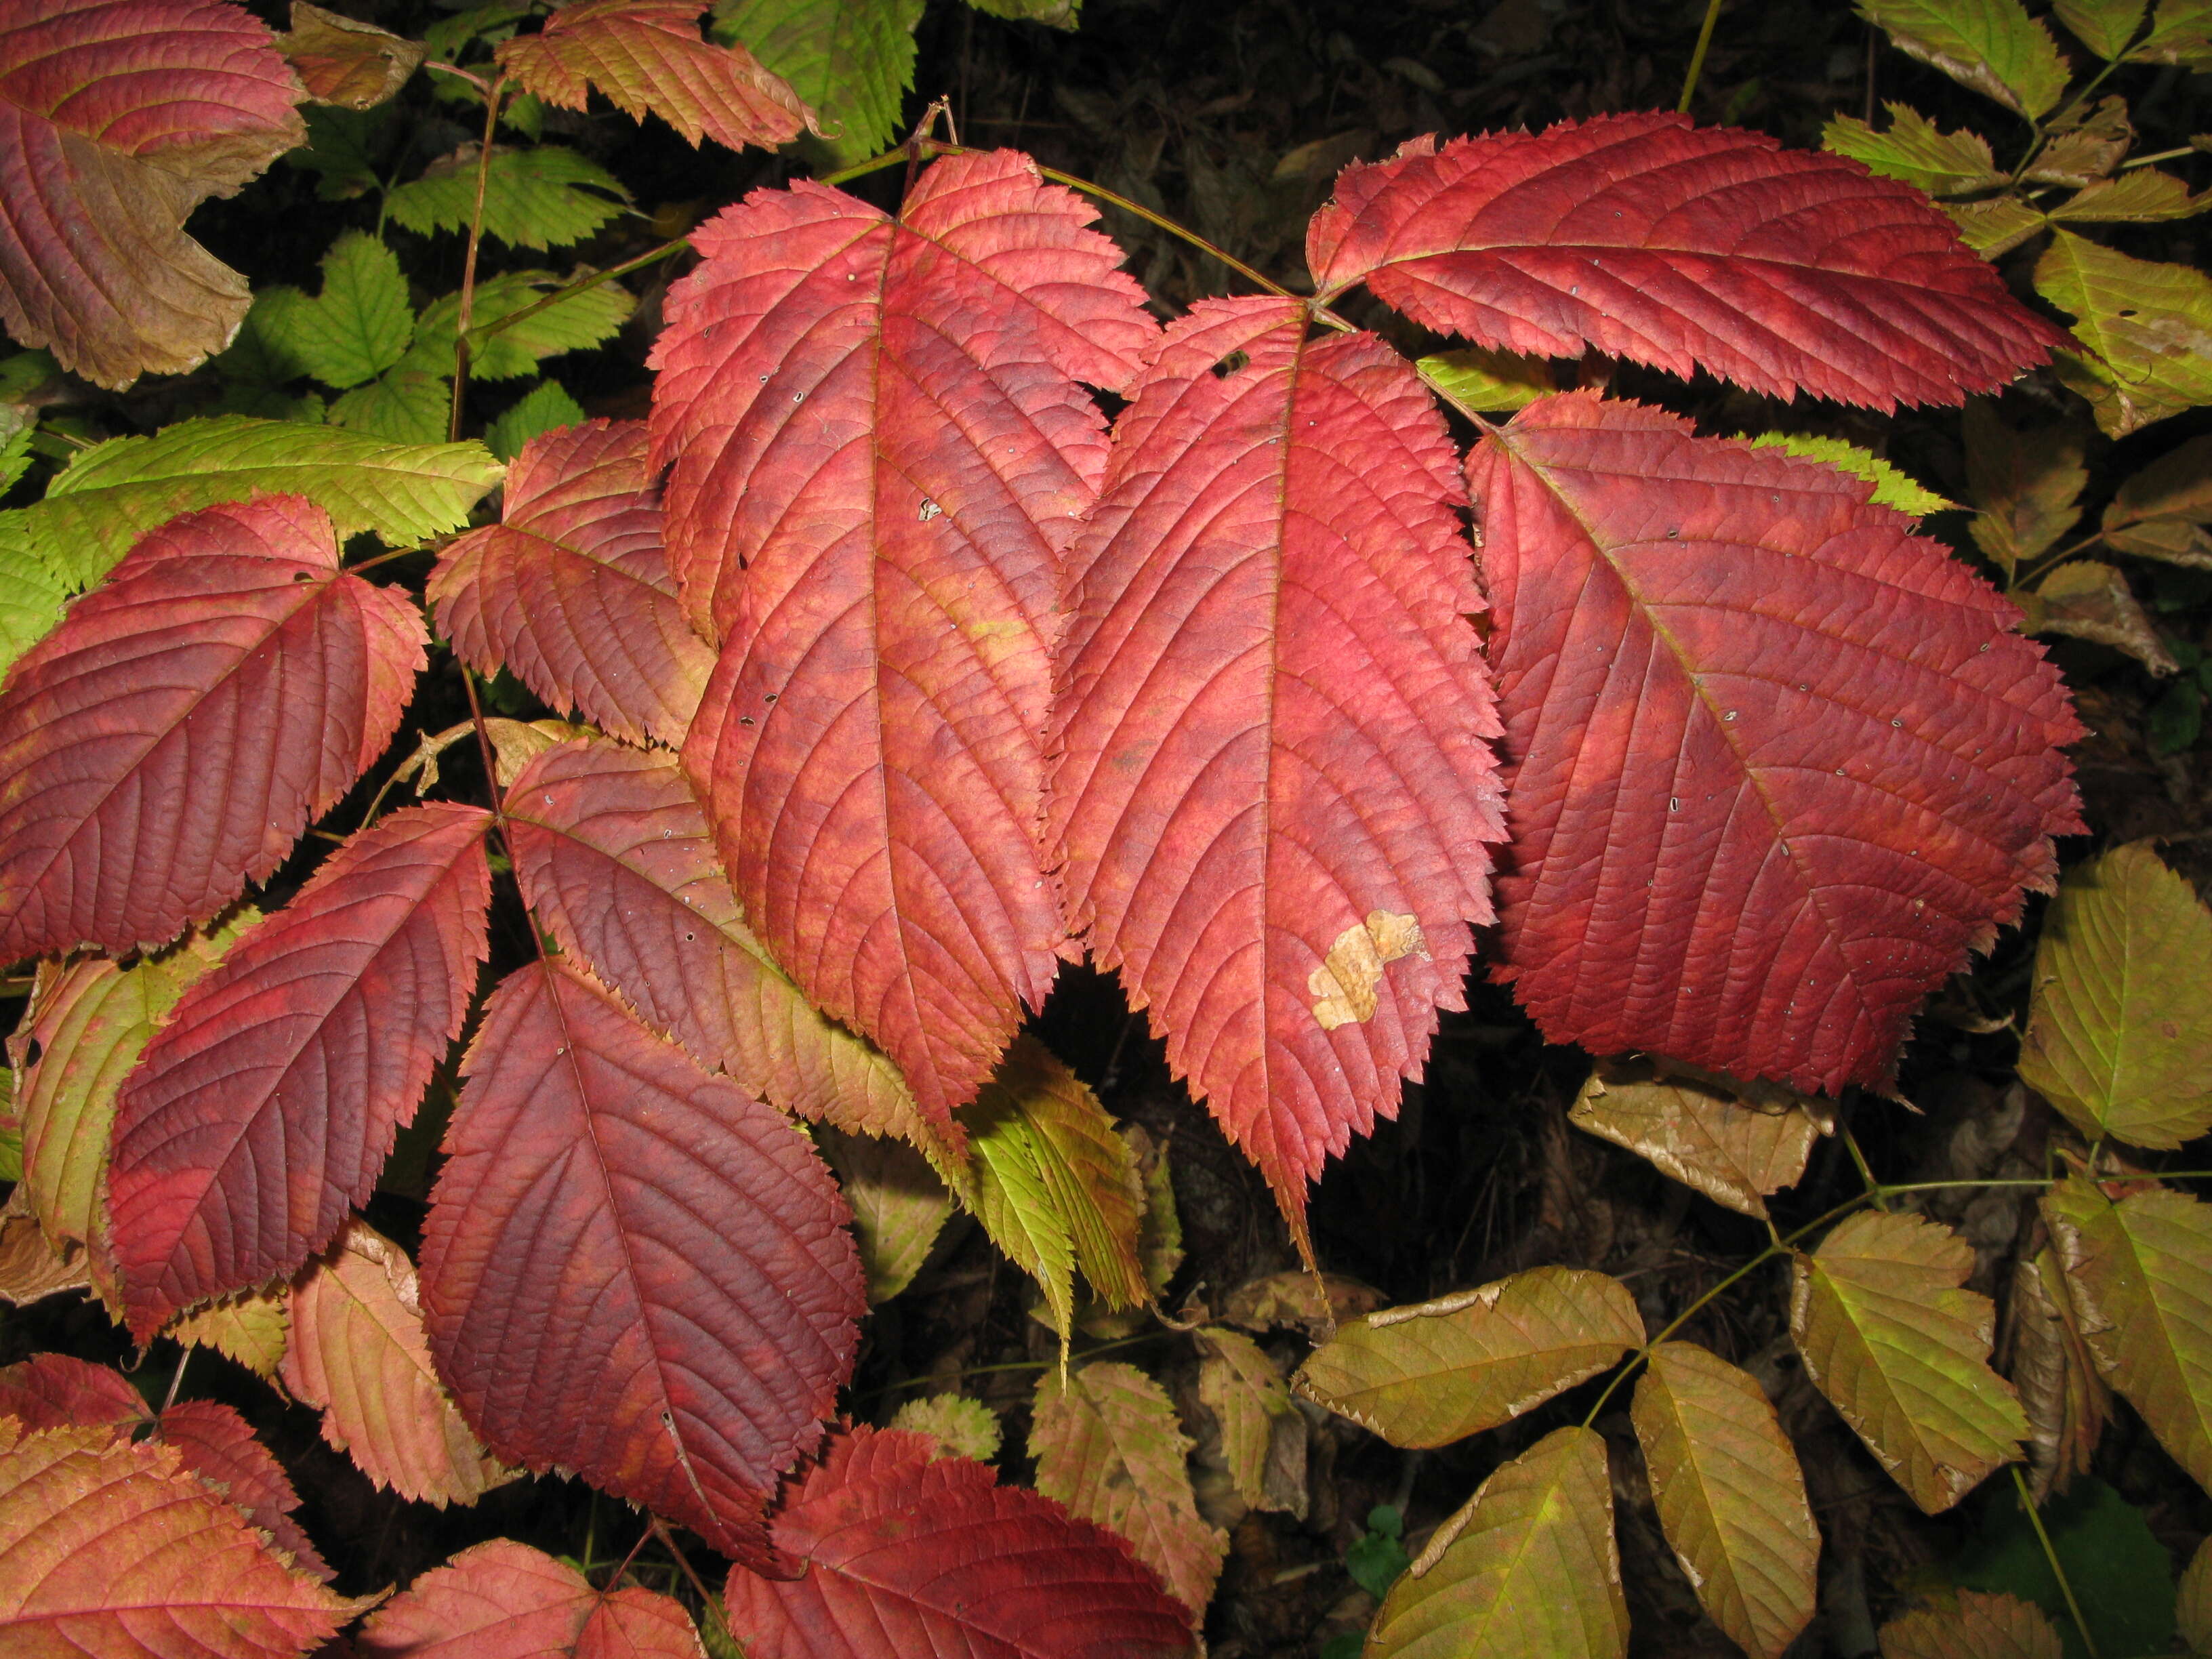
[712,0,922,161]
[1569,1064,1822,1219]
[432,420,713,747]
[1855,0,2070,117]
[257,232,414,391]
[655,150,1154,1123]
[107,803,492,1336]
[1307,113,2064,409]
[497,0,809,151]
[1052,298,1504,1241]
[1879,1589,2066,1659]
[1030,1361,1227,1622]
[281,1218,507,1508]
[1790,1209,2028,1512]
[1822,104,2005,197]
[2036,229,2212,436]
[358,1538,705,1659]
[419,958,864,1568]
[1367,1425,1625,1659]
[2018,842,2212,1148]
[0,0,306,388]
[1631,1342,1819,1659]
[386,144,630,250]
[722,1424,1192,1658]
[1295,1267,1642,1448]
[2043,1176,2212,1495]
[0,495,424,961]
[1471,394,2084,1098]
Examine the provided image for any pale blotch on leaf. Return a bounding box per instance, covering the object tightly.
[1309,910,1429,1030]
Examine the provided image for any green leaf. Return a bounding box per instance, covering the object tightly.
[2043,1176,2212,1496]
[386,144,630,250]
[256,232,415,391]
[328,369,452,445]
[1197,1326,1300,1515]
[0,423,30,499]
[1030,1361,1225,1622]
[1294,1267,1642,1448]
[712,0,923,161]
[2018,843,2212,1147]
[2131,0,2212,63]
[22,416,502,586]
[422,0,533,64]
[405,271,636,383]
[1790,1209,2028,1513]
[1965,399,2086,576]
[1748,432,1959,516]
[1823,104,2005,196]
[1879,1590,2065,1659]
[1347,1505,1412,1601]
[2018,558,2179,675]
[1946,196,2052,259]
[1952,1476,2178,1659]
[2055,0,2148,55]
[963,0,1077,25]
[1417,347,1555,413]
[2049,170,2211,224]
[886,1393,1000,1460]
[1632,1343,1819,1659]
[816,1125,951,1303]
[1855,0,2071,118]
[0,514,67,684]
[2103,434,2212,567]
[2035,230,2212,438]
[1368,1426,1626,1659]
[485,382,588,463]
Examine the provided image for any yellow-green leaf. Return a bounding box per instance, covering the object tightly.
[1746,432,1958,516]
[2019,844,2212,1146]
[1824,104,2005,195]
[1418,347,1554,413]
[328,367,451,445]
[887,1393,1000,1461]
[1790,1210,2027,1513]
[2131,0,2212,64]
[817,1125,952,1303]
[1965,399,2086,576]
[1030,1361,1226,1623]
[2018,559,2179,674]
[1856,0,2071,117]
[2049,170,2211,224]
[386,144,630,250]
[1368,1426,1625,1659]
[1946,196,2051,258]
[2103,433,2212,568]
[404,270,635,384]
[167,1288,290,1381]
[2055,0,2148,56]
[2043,1176,2212,1494]
[1294,1267,1641,1449]
[1631,1343,1818,1659]
[2035,230,2212,437]
[1879,1589,2065,1659]
[1197,1326,1299,1515]
[2179,1534,2211,1654]
[0,513,68,685]
[1570,1063,1822,1218]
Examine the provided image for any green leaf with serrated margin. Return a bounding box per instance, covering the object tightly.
[1418,347,1554,412]
[712,0,923,161]
[1824,104,2005,195]
[2036,230,2212,437]
[1633,1343,1819,1659]
[329,368,450,444]
[1295,1267,1642,1448]
[0,514,66,684]
[486,381,587,462]
[2043,1176,2212,1495]
[817,1125,951,1303]
[1369,1425,1625,1659]
[386,144,630,250]
[2131,0,2212,64]
[1947,197,2051,258]
[405,271,635,383]
[258,233,414,391]
[22,416,501,586]
[1790,1209,2027,1513]
[2055,0,2148,56]
[888,1393,1000,1460]
[1879,1589,2064,1659]
[1856,0,2070,118]
[1747,432,1957,516]
[2103,434,2212,567]
[2019,843,2212,1147]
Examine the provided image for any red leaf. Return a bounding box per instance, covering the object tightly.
[1306,114,2066,409]
[504,737,956,1168]
[1050,298,1504,1237]
[0,494,426,960]
[652,149,1155,1121]
[0,0,306,388]
[107,803,492,1336]
[360,1539,705,1659]
[724,1425,1192,1659]
[1471,393,2084,1094]
[158,1400,331,1581]
[430,420,714,748]
[0,1418,361,1658]
[419,959,864,1568]
[0,1353,149,1430]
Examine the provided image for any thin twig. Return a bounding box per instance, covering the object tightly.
[2011,1467,2104,1659]
[1679,0,1727,114]
[449,79,510,443]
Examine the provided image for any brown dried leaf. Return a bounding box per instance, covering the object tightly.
[1569,1063,1821,1218]
[281,2,424,109]
[1879,1589,2065,1659]
[2020,560,2179,675]
[2003,1248,2111,1500]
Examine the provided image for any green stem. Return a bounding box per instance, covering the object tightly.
[2011,1466,2104,1659]
[867,1328,1171,1401]
[1678,0,1727,113]
[2010,58,2125,184]
[2121,144,2200,169]
[449,79,509,443]
[1842,1125,1889,1209]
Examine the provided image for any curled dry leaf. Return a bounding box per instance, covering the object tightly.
[1877,1588,2066,1659]
[359,1538,705,1659]
[1367,1425,1626,1659]
[1296,1266,1642,1448]
[0,1194,91,1307]
[281,1218,508,1509]
[817,1126,954,1304]
[280,1,424,110]
[1790,1209,2027,1513]
[1220,1270,1387,1340]
[2003,1248,2111,1501]
[1568,1063,1822,1219]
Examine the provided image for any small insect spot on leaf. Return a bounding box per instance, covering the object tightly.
[1723,709,1738,722]
[919,500,941,522]
[738,715,754,726]
[1309,910,1429,1031]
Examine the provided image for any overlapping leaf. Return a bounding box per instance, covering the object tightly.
[2043,1176,2212,1494]
[0,0,307,388]
[1197,1326,1298,1514]
[1856,0,2069,117]
[1366,1425,1625,1659]
[654,148,1153,1122]
[279,1,424,110]
[0,1353,148,1429]
[359,1538,705,1659]
[0,516,66,681]
[0,495,424,961]
[1470,394,2084,1096]
[1569,1064,1822,1218]
[1052,297,1504,1235]
[1790,1209,2028,1512]
[0,1418,359,1656]
[497,0,809,152]
[722,1425,1193,1658]
[1631,1343,1819,1659]
[1295,1267,1642,1448]
[712,0,922,161]
[1030,1362,1227,1621]
[108,804,490,1335]
[405,272,634,385]
[282,1219,506,1507]
[501,738,943,1160]
[169,1287,289,1381]
[817,1126,954,1303]
[1879,1589,2066,1659]
[158,1400,330,1580]
[1307,113,2064,409]
[432,422,714,747]
[419,959,864,1565]
[2018,842,2212,1147]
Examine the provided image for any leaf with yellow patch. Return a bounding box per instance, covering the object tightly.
[887,1394,1000,1462]
[168,1288,289,1382]
[2036,230,2212,436]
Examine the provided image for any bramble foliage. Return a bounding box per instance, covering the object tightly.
[1,0,2209,1655]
